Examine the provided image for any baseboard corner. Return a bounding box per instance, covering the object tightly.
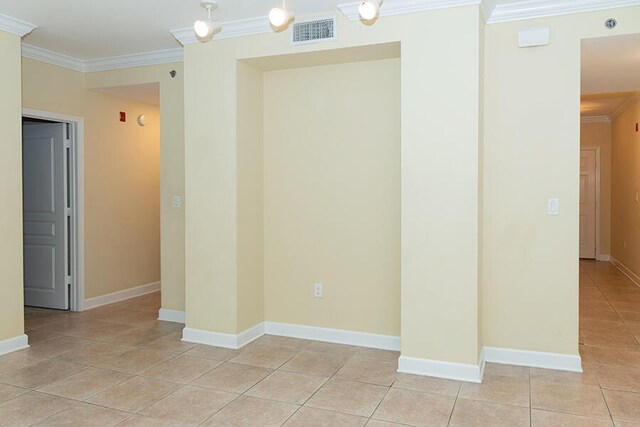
[158,308,185,324]
[397,355,484,383]
[83,281,160,311]
[0,334,29,357]
[483,346,582,372]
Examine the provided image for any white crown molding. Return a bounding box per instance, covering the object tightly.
[171,16,271,46]
[22,43,183,73]
[580,115,610,123]
[609,93,640,121]
[0,13,37,37]
[22,44,85,71]
[338,0,480,21]
[488,0,640,24]
[85,48,183,72]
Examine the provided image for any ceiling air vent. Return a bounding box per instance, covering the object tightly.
[291,16,336,45]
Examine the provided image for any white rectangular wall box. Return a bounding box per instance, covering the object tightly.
[519,27,549,48]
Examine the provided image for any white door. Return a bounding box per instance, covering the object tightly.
[22,122,69,309]
[579,149,597,259]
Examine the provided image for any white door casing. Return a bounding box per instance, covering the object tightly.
[579,149,597,259]
[22,122,69,309]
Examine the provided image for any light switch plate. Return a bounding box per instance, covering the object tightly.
[548,199,559,216]
[172,195,181,208]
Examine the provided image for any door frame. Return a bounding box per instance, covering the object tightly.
[580,146,601,260]
[22,108,85,311]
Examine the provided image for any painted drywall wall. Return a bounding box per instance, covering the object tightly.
[184,6,482,365]
[483,6,640,355]
[0,30,25,342]
[236,61,264,332]
[580,121,612,257]
[86,64,186,312]
[263,59,401,336]
[22,58,161,300]
[611,104,640,278]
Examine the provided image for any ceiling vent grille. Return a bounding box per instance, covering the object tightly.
[291,17,336,45]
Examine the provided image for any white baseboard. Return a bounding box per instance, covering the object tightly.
[182,323,265,350]
[0,334,29,357]
[611,256,640,287]
[158,309,185,324]
[83,281,160,311]
[398,350,485,383]
[264,321,401,351]
[596,254,611,262]
[483,346,582,372]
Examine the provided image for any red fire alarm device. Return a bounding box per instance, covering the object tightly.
[636,122,638,132]
[120,111,126,122]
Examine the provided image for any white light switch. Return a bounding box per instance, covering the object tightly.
[548,199,559,216]
[172,195,181,208]
[314,283,323,298]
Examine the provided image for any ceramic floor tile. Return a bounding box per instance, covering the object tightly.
[87,376,180,413]
[139,385,237,425]
[335,357,398,386]
[56,342,135,366]
[0,358,85,389]
[352,348,400,363]
[33,402,130,426]
[604,389,640,423]
[142,355,221,384]
[27,335,94,359]
[280,349,352,377]
[530,364,598,386]
[246,370,328,404]
[531,409,614,427]
[251,335,312,350]
[0,392,76,427]
[305,378,388,418]
[459,372,530,407]
[596,365,640,393]
[0,350,45,375]
[283,406,367,426]
[531,380,610,419]
[228,344,299,369]
[0,382,29,403]
[449,398,530,427]
[372,387,455,427]
[201,395,298,426]
[37,367,132,401]
[392,373,461,396]
[100,347,177,374]
[142,332,197,353]
[115,415,192,426]
[191,362,272,393]
[183,345,239,362]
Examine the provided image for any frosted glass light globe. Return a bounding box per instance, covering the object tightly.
[359,0,380,20]
[194,19,213,38]
[269,7,289,28]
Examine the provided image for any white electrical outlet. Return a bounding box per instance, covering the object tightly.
[172,195,181,208]
[314,283,323,298]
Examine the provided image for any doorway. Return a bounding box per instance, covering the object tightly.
[22,109,84,311]
[579,147,599,259]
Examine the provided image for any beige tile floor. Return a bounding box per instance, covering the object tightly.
[1,260,639,426]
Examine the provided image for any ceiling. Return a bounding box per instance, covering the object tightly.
[0,0,601,60]
[581,33,640,118]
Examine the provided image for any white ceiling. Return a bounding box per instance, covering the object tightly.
[580,93,635,117]
[582,33,640,95]
[2,0,622,60]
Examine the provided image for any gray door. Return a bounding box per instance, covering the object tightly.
[22,122,69,309]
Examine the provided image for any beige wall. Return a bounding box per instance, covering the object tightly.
[611,104,640,277]
[185,6,482,365]
[86,64,185,311]
[263,59,401,336]
[483,6,640,355]
[22,58,161,299]
[236,61,264,332]
[0,30,25,342]
[580,121,612,257]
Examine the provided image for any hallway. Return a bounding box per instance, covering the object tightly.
[0,261,638,425]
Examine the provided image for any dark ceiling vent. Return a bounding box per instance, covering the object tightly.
[291,17,336,45]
